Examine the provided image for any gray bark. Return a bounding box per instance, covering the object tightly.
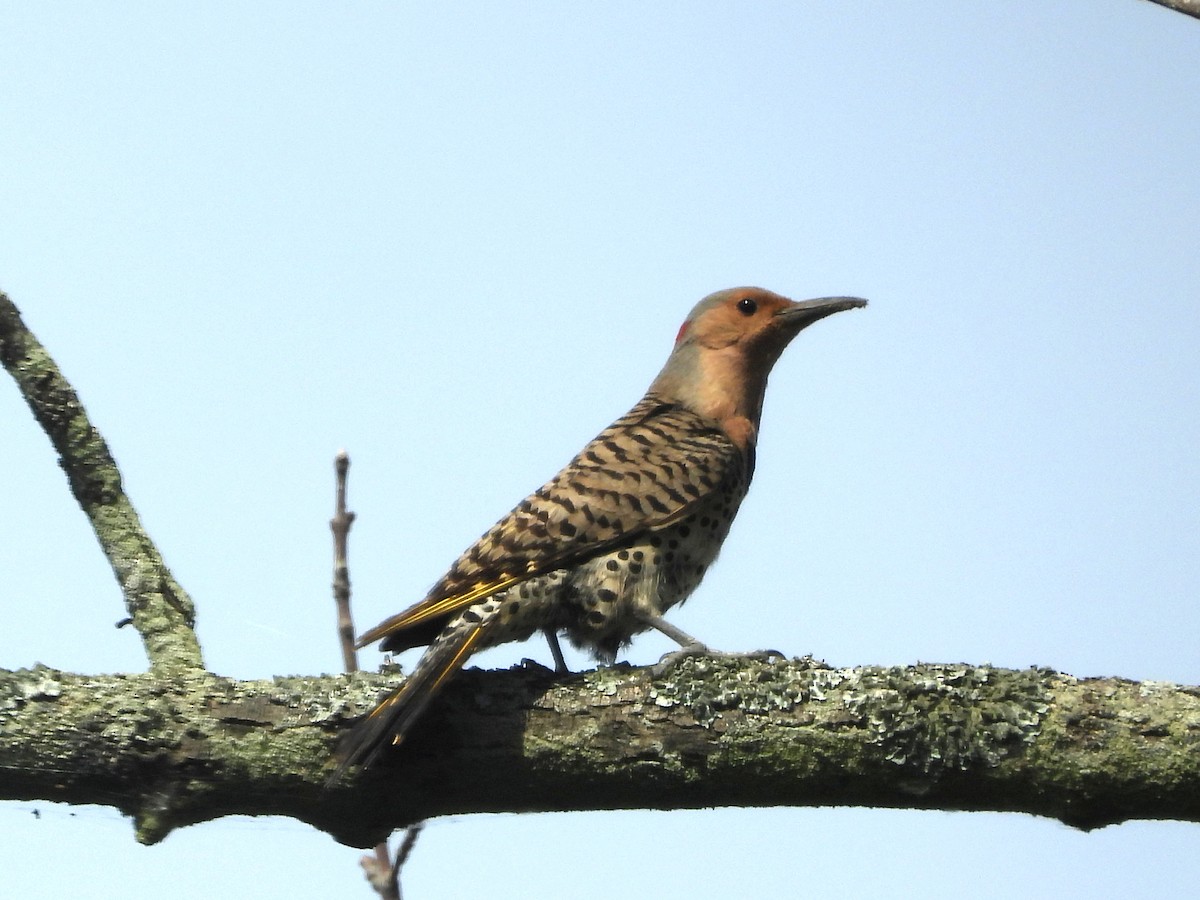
[1144,0,1200,20]
[2,657,1198,848]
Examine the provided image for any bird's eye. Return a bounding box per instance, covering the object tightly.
[736,297,757,316]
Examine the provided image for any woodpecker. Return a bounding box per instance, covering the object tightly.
[334,287,865,775]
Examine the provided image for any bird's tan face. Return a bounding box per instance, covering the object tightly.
[675,288,798,354]
[663,289,802,446]
[653,287,866,449]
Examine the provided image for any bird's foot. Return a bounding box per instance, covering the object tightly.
[518,657,558,676]
[650,644,784,678]
[651,641,707,677]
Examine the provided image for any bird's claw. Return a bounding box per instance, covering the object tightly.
[651,641,709,677]
[518,657,564,677]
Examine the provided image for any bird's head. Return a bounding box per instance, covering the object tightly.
[649,287,867,445]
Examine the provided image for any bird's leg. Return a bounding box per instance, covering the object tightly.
[641,613,783,677]
[644,615,713,675]
[543,627,570,675]
[644,614,708,653]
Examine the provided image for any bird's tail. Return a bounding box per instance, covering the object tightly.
[328,621,486,783]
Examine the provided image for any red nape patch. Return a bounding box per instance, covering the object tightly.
[675,320,690,344]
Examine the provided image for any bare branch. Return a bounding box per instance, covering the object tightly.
[327,449,412,898]
[1143,0,1200,20]
[331,450,359,673]
[0,292,202,673]
[391,824,424,882]
[360,844,402,900]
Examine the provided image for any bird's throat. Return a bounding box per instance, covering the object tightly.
[690,348,766,450]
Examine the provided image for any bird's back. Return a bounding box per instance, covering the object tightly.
[361,393,751,657]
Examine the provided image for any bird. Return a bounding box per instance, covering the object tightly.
[332,287,866,776]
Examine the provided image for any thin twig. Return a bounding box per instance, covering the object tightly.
[392,823,425,879]
[331,450,358,672]
[360,842,402,900]
[359,822,425,900]
[329,451,421,899]
[0,290,202,672]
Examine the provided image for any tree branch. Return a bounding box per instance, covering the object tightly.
[327,450,415,898]
[1144,0,1200,20]
[0,292,202,673]
[5,287,1198,853]
[2,657,1197,848]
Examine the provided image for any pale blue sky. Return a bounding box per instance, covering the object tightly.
[3,3,1199,898]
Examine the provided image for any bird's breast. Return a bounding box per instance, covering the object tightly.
[557,477,750,661]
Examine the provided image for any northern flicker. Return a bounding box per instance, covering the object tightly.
[334,287,865,776]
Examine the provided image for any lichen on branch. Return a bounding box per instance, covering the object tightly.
[2,658,1198,848]
[0,291,202,672]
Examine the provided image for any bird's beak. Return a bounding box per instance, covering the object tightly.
[775,296,868,330]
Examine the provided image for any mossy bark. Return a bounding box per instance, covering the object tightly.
[0,293,201,672]
[2,657,1197,848]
